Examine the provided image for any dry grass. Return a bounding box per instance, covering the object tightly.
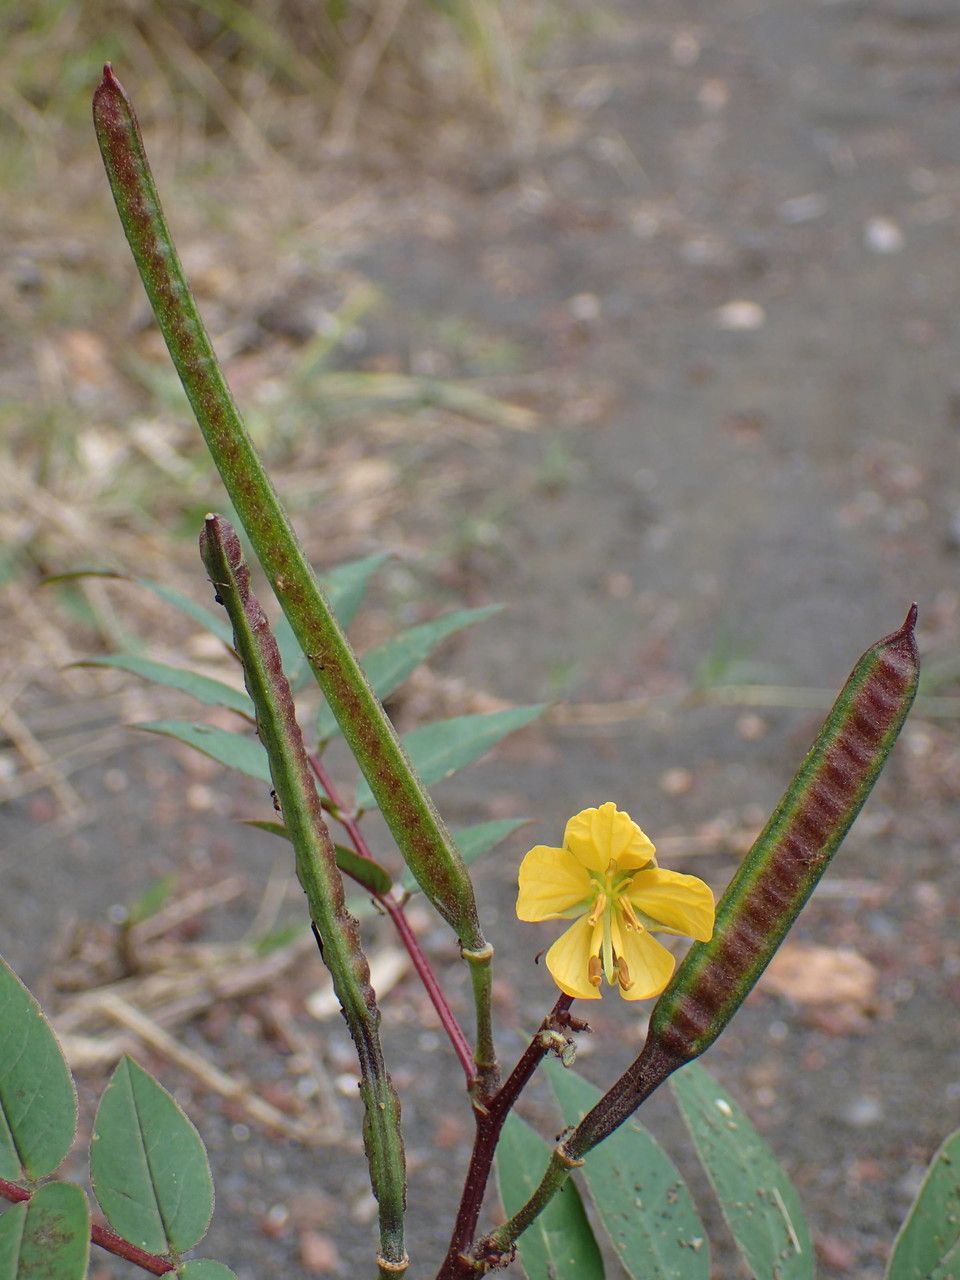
[0,1,583,808]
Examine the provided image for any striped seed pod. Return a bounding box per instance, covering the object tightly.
[569,605,919,1155]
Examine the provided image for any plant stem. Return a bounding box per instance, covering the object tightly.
[0,1179,175,1275]
[201,517,407,1273]
[310,752,476,1084]
[435,996,577,1280]
[93,66,494,1003]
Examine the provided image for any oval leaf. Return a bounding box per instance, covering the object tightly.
[179,1261,238,1279]
[671,1062,813,1280]
[886,1128,960,1279]
[0,956,77,1181]
[316,605,502,741]
[496,1111,604,1280]
[91,1056,214,1255]
[545,1058,709,1280]
[354,706,544,810]
[0,1182,90,1280]
[80,655,252,715]
[137,720,270,782]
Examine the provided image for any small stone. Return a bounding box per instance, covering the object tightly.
[659,767,693,795]
[714,300,766,331]
[736,712,768,740]
[864,217,904,254]
[299,1229,341,1274]
[841,1095,883,1128]
[778,193,827,223]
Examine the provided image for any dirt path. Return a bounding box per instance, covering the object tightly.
[4,2,960,1277]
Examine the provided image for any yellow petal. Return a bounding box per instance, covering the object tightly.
[545,914,604,999]
[610,915,676,1000]
[625,867,715,941]
[516,844,594,921]
[563,802,656,873]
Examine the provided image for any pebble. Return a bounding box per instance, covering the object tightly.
[714,300,766,331]
[841,1095,883,1128]
[864,217,904,254]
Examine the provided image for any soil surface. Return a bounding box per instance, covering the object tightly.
[4,2,960,1278]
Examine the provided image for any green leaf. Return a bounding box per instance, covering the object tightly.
[354,706,544,810]
[315,605,502,741]
[0,956,77,1181]
[399,817,528,894]
[0,1182,90,1280]
[671,1062,813,1280]
[127,874,178,926]
[274,552,391,688]
[79,655,252,715]
[545,1058,709,1280]
[179,1261,238,1279]
[332,845,392,896]
[244,822,393,896]
[496,1111,604,1280]
[91,1056,214,1255]
[137,720,270,782]
[135,578,234,645]
[886,1128,960,1279]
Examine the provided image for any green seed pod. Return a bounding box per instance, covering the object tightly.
[568,605,919,1155]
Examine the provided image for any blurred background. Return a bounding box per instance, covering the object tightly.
[2,1,960,1277]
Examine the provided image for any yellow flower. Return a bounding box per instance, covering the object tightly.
[516,802,715,1001]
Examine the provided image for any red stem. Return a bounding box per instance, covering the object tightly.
[436,995,577,1280]
[309,752,477,1084]
[0,1178,175,1274]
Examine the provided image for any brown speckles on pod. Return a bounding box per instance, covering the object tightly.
[651,605,919,1063]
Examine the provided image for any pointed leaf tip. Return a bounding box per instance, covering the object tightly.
[903,602,918,634]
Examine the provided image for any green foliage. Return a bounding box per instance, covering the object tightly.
[496,1112,604,1280]
[315,605,502,742]
[79,655,253,716]
[138,720,272,782]
[0,1182,90,1280]
[0,959,77,1182]
[545,1059,709,1280]
[179,1262,239,1279]
[671,1062,814,1280]
[354,706,544,811]
[275,552,391,690]
[886,1128,960,1279]
[0,954,233,1276]
[91,1056,214,1254]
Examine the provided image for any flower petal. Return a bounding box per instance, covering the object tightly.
[563,802,656,873]
[544,914,603,999]
[516,845,594,921]
[611,916,676,1000]
[625,867,715,941]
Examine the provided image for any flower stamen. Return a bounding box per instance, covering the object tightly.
[618,896,642,931]
[615,956,632,991]
[587,955,603,988]
[586,892,607,927]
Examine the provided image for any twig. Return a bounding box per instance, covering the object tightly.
[96,992,334,1144]
[436,995,579,1280]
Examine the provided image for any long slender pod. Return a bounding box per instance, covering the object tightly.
[200,516,407,1278]
[478,608,919,1265]
[93,67,496,1088]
